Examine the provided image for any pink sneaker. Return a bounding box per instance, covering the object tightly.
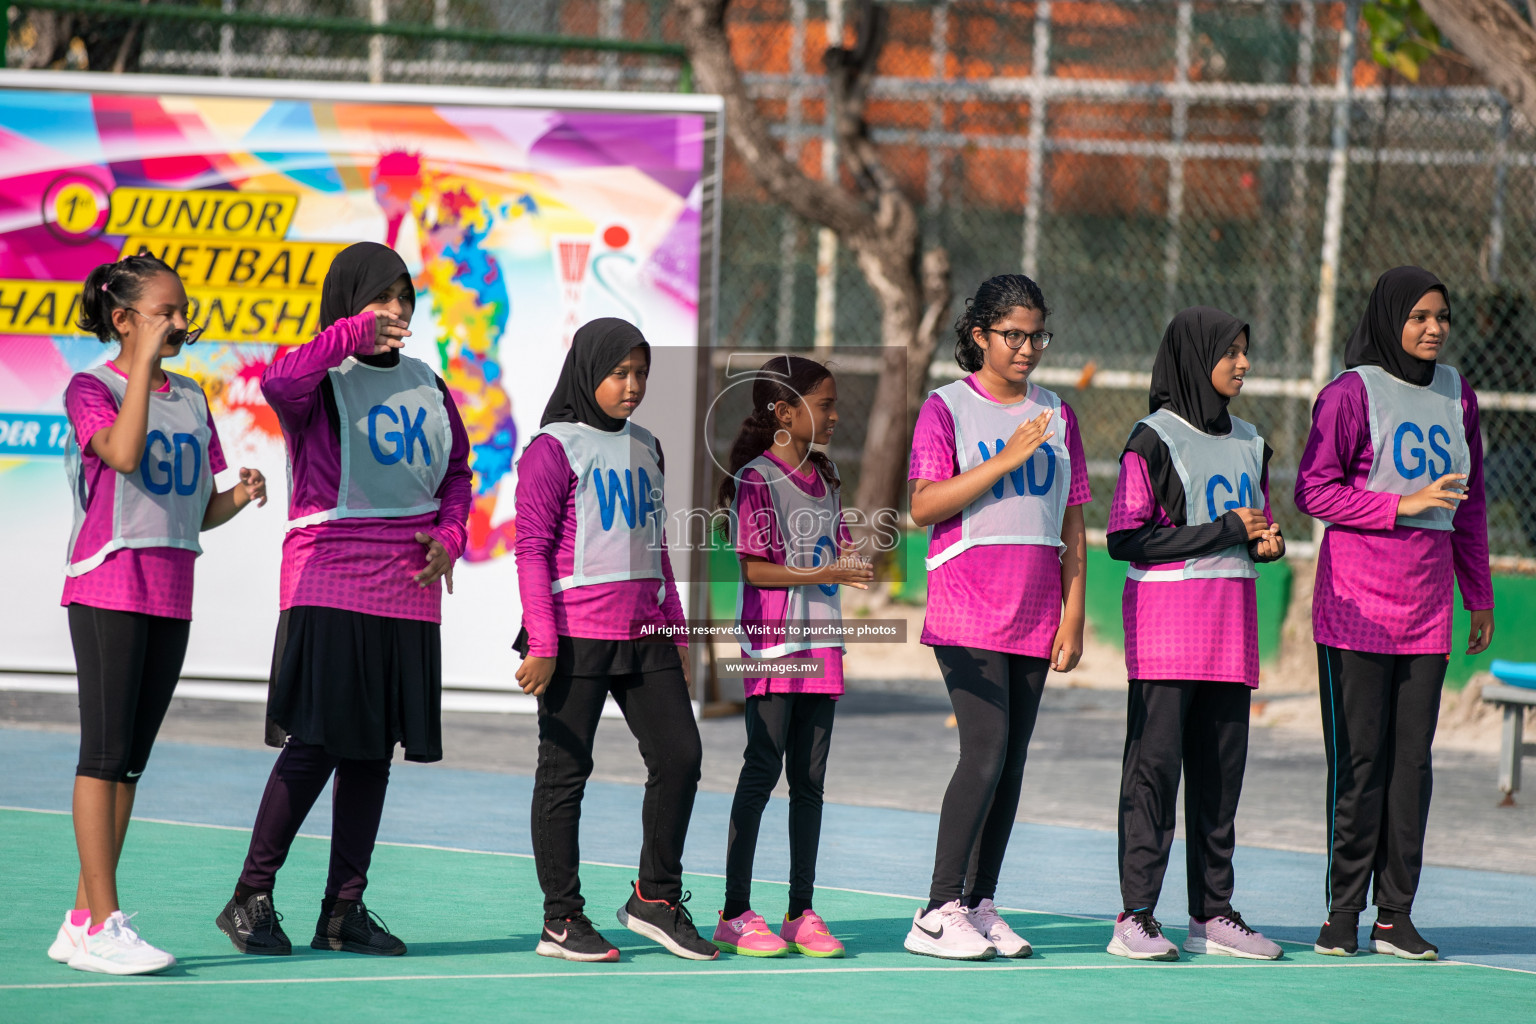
[712,910,788,957]
[780,909,845,958]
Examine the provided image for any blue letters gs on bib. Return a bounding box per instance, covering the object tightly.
[1205,473,1254,520]
[1392,422,1453,480]
[977,438,1056,498]
[139,430,202,496]
[368,404,434,466]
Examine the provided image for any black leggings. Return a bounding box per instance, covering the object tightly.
[928,647,1049,905]
[532,658,702,920]
[238,740,392,903]
[68,604,190,783]
[725,693,837,908]
[1318,644,1446,915]
[1118,679,1251,918]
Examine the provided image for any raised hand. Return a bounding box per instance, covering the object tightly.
[372,311,411,354]
[999,410,1055,471]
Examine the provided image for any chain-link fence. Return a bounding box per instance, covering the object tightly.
[13,0,1535,561]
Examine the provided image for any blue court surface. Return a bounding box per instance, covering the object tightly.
[2,726,1533,1022]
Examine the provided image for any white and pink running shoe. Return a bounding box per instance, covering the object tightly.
[967,898,1032,958]
[904,900,997,961]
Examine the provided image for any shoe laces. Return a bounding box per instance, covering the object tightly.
[1219,910,1255,936]
[338,900,392,937]
[247,895,280,930]
[108,912,147,947]
[1129,909,1163,938]
[561,913,597,939]
[968,900,1002,930]
[936,900,975,931]
[668,890,698,928]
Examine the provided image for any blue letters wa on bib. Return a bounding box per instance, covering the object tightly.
[592,466,659,532]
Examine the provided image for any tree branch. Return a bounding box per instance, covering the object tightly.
[1417,0,1536,128]
[674,0,872,238]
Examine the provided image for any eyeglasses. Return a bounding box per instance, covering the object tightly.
[985,328,1052,351]
[124,307,204,346]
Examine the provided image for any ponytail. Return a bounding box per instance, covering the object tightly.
[715,355,840,510]
[78,252,176,343]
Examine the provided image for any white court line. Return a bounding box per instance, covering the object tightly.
[0,960,1479,992]
[3,806,1529,976]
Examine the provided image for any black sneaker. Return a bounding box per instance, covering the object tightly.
[1313,911,1359,956]
[217,891,292,955]
[615,881,719,961]
[1370,913,1438,961]
[310,898,406,956]
[536,912,621,962]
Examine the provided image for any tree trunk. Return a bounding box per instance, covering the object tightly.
[1418,0,1536,129]
[674,0,951,549]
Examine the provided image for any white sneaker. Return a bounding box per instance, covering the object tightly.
[67,911,176,976]
[904,900,996,961]
[47,911,89,963]
[967,898,1033,958]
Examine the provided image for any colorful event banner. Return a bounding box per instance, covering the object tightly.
[0,72,721,688]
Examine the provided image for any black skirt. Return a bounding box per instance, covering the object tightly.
[513,627,684,678]
[266,606,443,763]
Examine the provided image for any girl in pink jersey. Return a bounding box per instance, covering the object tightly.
[1105,307,1285,962]
[217,242,472,959]
[905,274,1091,961]
[1296,266,1494,961]
[514,318,717,963]
[54,253,267,976]
[711,356,872,958]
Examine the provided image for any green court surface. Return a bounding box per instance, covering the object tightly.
[3,809,1531,1023]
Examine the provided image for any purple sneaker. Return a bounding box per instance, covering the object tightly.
[1107,910,1178,961]
[1184,912,1281,960]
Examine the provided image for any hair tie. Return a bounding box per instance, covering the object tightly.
[100,283,109,292]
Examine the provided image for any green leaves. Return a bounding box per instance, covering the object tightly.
[1363,0,1444,81]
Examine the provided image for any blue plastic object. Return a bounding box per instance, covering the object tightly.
[1491,659,1536,690]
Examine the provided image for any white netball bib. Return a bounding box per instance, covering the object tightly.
[535,420,667,593]
[1343,364,1469,532]
[288,355,451,529]
[734,455,845,657]
[924,379,1070,570]
[64,366,214,575]
[1126,408,1264,582]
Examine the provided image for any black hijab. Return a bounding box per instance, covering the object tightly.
[1125,306,1251,524]
[320,242,415,368]
[1344,265,1447,387]
[540,318,650,431]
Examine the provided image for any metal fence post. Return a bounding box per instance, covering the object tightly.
[1311,1,1360,547]
[368,0,388,84]
[1161,1,1193,325]
[1021,1,1051,281]
[925,1,950,215]
[1488,99,1512,284]
[777,0,809,351]
[813,0,844,352]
